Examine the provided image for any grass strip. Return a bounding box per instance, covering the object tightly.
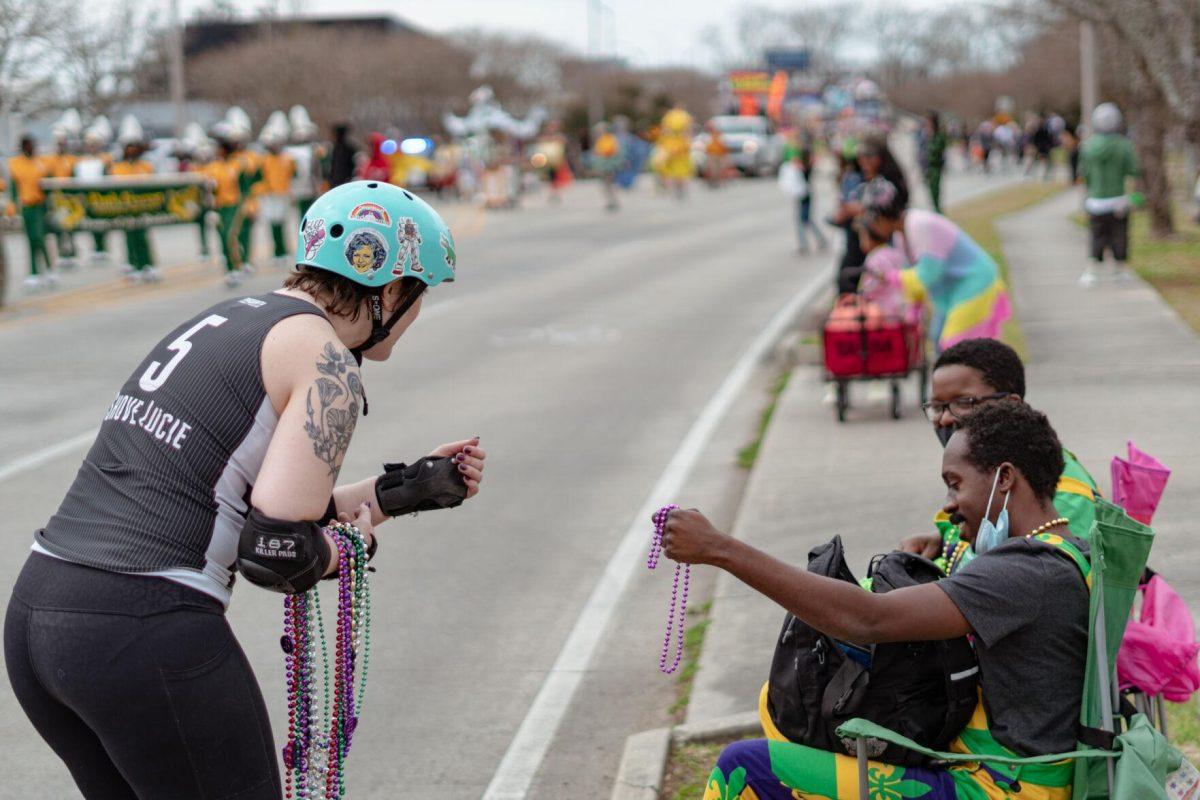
[668,601,713,720]
[737,369,792,470]
[1166,700,1200,764]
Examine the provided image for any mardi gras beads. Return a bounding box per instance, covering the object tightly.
[648,504,689,674]
[282,522,371,799]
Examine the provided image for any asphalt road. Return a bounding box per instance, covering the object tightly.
[0,164,1016,798]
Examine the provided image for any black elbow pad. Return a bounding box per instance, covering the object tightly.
[236,509,330,594]
[374,457,468,517]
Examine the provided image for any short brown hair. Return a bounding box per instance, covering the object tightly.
[283,266,376,321]
[282,268,426,322]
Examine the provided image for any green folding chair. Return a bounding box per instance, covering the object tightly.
[838,500,1158,800]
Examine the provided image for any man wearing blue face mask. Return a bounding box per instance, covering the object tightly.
[663,404,1090,799]
[900,339,1100,570]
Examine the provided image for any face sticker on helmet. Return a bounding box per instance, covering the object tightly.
[349,202,391,226]
[392,217,424,276]
[303,218,327,261]
[343,229,388,278]
[440,230,456,274]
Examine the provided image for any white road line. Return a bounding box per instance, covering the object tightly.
[0,431,96,483]
[482,266,832,799]
[0,298,462,486]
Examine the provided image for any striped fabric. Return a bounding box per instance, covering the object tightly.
[896,210,1012,353]
[35,293,326,606]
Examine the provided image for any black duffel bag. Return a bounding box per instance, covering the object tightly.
[765,535,979,765]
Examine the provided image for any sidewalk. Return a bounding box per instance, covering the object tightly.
[686,188,1200,724]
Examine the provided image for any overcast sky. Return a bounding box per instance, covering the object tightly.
[165,0,959,69]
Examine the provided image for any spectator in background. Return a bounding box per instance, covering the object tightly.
[858,177,1011,354]
[328,123,358,188]
[357,132,392,183]
[854,131,909,211]
[1027,116,1056,181]
[828,140,867,293]
[921,111,949,213]
[1079,103,1139,286]
[783,133,828,254]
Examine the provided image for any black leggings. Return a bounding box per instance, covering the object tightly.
[4,554,280,799]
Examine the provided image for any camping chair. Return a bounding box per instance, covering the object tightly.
[838,500,1159,800]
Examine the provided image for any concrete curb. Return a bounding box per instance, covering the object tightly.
[610,712,760,800]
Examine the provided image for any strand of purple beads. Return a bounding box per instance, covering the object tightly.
[648,504,689,674]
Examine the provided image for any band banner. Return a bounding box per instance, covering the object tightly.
[42,176,212,233]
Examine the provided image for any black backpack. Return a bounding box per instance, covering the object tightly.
[765,536,979,765]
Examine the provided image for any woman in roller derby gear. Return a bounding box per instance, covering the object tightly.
[4,181,486,799]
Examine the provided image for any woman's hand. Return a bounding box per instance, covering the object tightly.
[661,508,730,566]
[428,436,486,499]
[336,502,376,554]
[897,533,942,559]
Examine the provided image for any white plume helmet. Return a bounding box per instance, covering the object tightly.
[53,109,83,141]
[289,105,317,141]
[182,121,210,152]
[61,109,83,135]
[259,110,290,145]
[84,115,113,145]
[1091,102,1123,135]
[117,114,145,145]
[224,106,253,142]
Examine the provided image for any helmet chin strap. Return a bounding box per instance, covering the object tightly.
[348,283,425,417]
[350,283,425,365]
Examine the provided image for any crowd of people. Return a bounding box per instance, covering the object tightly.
[0,86,1182,799]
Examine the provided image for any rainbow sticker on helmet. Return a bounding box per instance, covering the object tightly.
[302,218,327,261]
[349,202,391,226]
[392,217,424,276]
[344,229,388,278]
[440,230,456,274]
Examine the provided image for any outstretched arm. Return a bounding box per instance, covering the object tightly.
[662,509,970,645]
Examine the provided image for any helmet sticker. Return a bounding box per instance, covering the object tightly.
[440,231,456,274]
[343,229,389,278]
[303,218,327,261]
[392,217,424,276]
[349,202,391,226]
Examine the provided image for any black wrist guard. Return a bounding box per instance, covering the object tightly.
[236,509,331,594]
[374,457,468,517]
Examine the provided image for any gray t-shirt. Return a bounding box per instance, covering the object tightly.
[938,535,1089,755]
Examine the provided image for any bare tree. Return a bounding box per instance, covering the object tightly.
[186,28,477,133]
[700,4,855,72]
[61,1,165,118]
[0,0,72,122]
[1042,0,1196,236]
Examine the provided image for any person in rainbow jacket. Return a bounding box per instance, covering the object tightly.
[663,403,1091,799]
[859,178,1011,354]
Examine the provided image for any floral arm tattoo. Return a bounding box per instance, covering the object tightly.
[303,342,364,479]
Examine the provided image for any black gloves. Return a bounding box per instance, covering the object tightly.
[374,457,468,517]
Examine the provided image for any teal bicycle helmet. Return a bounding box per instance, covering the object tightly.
[295,181,456,357]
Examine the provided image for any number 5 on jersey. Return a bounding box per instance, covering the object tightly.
[139,315,228,392]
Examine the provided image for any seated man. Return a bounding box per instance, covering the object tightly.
[904,338,1099,572]
[663,403,1088,799]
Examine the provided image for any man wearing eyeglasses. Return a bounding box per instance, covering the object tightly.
[900,338,1100,565]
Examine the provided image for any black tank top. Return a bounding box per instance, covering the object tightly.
[36,293,327,606]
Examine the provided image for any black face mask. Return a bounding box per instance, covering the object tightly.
[935,424,956,448]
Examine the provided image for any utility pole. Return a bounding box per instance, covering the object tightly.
[1079,20,1097,136]
[587,0,603,128]
[169,0,187,138]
